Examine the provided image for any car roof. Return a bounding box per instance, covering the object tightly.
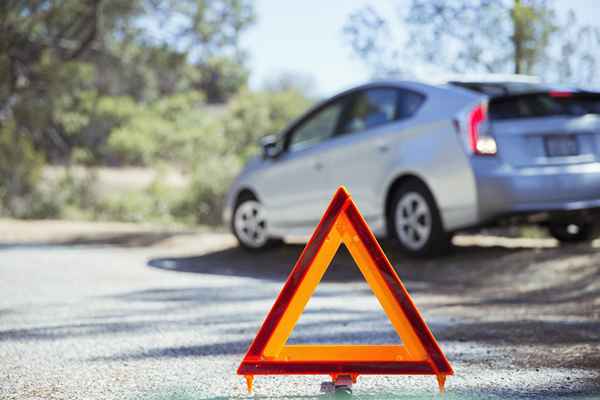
[331,79,442,97]
[426,74,548,96]
[439,73,542,84]
[337,75,547,97]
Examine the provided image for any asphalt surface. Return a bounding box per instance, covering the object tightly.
[1,231,599,399]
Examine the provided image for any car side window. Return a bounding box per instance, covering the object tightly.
[288,101,345,152]
[339,89,398,134]
[396,89,425,119]
[338,88,425,135]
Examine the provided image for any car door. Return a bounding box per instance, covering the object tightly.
[323,87,425,228]
[254,96,349,234]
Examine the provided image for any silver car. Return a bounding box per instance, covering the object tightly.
[223,75,600,256]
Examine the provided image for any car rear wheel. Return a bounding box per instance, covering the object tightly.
[548,222,595,243]
[232,194,281,251]
[389,180,451,257]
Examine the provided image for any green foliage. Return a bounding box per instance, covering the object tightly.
[108,87,310,168]
[175,156,242,225]
[54,88,140,161]
[108,87,310,224]
[343,7,405,77]
[93,182,181,224]
[106,91,212,165]
[344,1,599,83]
[222,88,311,160]
[13,87,311,225]
[0,119,45,218]
[1,0,256,164]
[181,88,310,223]
[171,88,311,224]
[512,0,558,74]
[34,166,185,224]
[0,0,311,225]
[554,10,600,85]
[197,56,251,103]
[262,71,317,96]
[264,89,313,133]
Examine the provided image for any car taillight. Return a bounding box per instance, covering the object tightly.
[549,90,573,98]
[467,103,497,156]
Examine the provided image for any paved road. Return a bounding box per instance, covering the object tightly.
[1,232,599,399]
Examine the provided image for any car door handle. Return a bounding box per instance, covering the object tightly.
[313,161,324,171]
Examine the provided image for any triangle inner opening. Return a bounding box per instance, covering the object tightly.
[287,244,401,345]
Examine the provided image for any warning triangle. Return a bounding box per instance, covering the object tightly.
[238,186,453,390]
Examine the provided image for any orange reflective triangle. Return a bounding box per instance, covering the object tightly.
[238,187,453,392]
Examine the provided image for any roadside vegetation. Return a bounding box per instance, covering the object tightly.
[1,0,598,227]
[0,1,311,225]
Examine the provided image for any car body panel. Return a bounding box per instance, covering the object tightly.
[492,115,600,167]
[473,151,600,222]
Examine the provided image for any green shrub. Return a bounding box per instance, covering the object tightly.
[102,87,310,226]
[26,166,100,220]
[106,91,212,166]
[0,119,45,218]
[170,89,310,225]
[221,88,311,160]
[92,192,166,223]
[174,155,241,225]
[2,87,312,225]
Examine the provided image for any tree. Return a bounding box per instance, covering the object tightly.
[131,0,256,103]
[343,0,599,84]
[262,71,318,99]
[343,6,410,78]
[0,0,256,155]
[553,10,600,86]
[511,0,557,74]
[195,56,250,103]
[0,0,256,215]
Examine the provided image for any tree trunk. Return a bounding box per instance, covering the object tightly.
[512,0,523,74]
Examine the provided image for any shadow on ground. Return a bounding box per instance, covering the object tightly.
[0,230,200,249]
[146,238,600,321]
[147,239,529,283]
[147,238,599,288]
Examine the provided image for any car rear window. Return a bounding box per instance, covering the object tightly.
[449,81,550,96]
[489,93,600,120]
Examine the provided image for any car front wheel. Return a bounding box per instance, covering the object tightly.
[389,180,451,257]
[232,194,280,251]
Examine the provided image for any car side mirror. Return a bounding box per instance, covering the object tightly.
[260,134,282,159]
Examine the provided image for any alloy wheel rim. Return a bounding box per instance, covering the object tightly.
[234,200,268,248]
[395,192,432,251]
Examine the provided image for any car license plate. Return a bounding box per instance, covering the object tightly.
[544,135,579,157]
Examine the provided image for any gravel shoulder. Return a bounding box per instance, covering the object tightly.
[0,219,599,399]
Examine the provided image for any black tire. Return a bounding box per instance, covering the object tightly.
[232,192,282,252]
[548,222,594,243]
[388,179,451,257]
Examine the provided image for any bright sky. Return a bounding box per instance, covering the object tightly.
[243,0,600,97]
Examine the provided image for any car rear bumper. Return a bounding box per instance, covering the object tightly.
[472,159,600,222]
